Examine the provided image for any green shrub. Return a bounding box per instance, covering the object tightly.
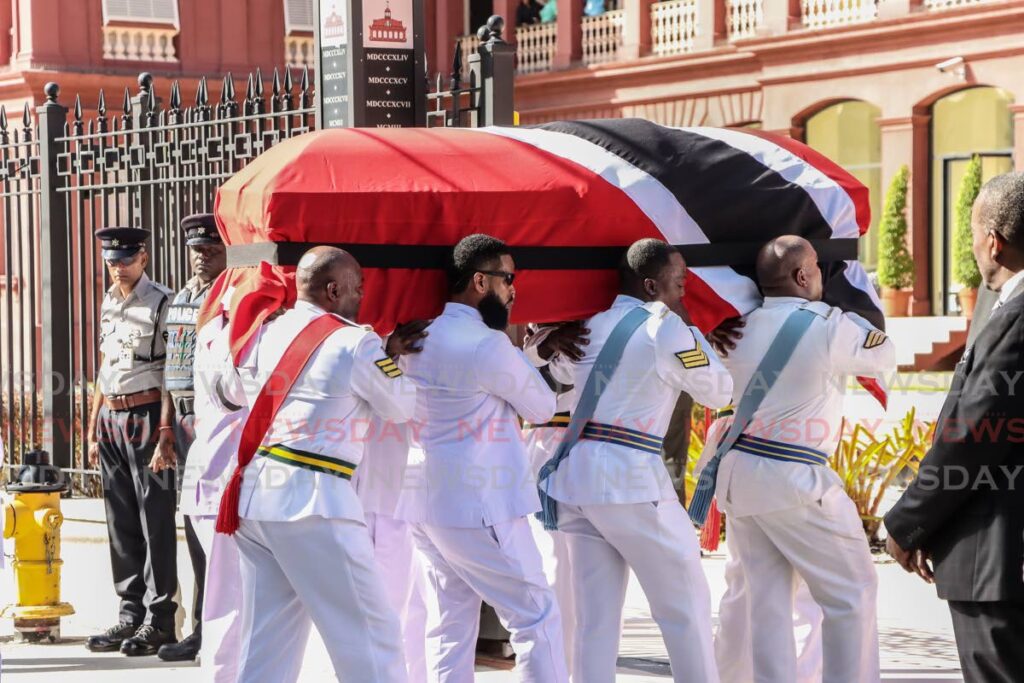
[953,155,983,290]
[877,165,914,290]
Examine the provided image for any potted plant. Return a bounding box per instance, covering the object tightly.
[877,165,914,316]
[953,155,983,318]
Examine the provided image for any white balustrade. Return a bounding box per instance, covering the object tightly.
[516,22,557,75]
[651,0,699,56]
[457,33,482,71]
[285,34,315,70]
[582,9,626,65]
[102,25,178,62]
[801,0,877,29]
[727,0,764,40]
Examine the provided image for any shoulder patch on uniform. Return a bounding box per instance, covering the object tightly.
[863,330,887,349]
[799,300,834,319]
[676,347,709,369]
[374,357,403,378]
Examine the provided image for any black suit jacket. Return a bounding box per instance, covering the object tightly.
[885,281,1024,602]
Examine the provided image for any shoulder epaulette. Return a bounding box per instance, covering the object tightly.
[799,300,834,319]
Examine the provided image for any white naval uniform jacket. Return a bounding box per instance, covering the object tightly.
[541,295,733,506]
[179,315,246,518]
[221,300,417,523]
[717,296,896,518]
[394,302,557,528]
[352,418,410,517]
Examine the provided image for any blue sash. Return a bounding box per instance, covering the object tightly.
[688,308,818,525]
[536,306,652,530]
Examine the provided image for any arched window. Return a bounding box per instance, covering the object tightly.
[930,87,1014,314]
[805,101,882,270]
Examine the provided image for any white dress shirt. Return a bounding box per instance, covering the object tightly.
[394,302,556,528]
[995,269,1024,309]
[223,300,417,523]
[541,295,733,505]
[717,297,896,517]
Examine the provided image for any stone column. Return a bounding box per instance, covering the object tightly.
[621,0,654,59]
[880,114,932,315]
[553,0,583,69]
[877,0,912,20]
[693,0,726,50]
[492,0,520,47]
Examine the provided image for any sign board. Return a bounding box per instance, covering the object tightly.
[315,0,426,128]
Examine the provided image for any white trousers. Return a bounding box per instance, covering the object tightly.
[411,517,569,683]
[367,511,429,683]
[715,522,823,683]
[235,516,407,683]
[193,516,243,683]
[557,499,719,683]
[527,515,575,675]
[727,487,879,683]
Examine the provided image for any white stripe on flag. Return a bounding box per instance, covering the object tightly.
[681,127,861,239]
[478,126,762,315]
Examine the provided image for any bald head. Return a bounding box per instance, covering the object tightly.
[296,246,363,319]
[756,235,824,301]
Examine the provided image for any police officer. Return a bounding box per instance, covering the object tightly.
[151,213,226,662]
[85,227,178,656]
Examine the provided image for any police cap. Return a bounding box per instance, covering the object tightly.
[95,227,150,261]
[181,213,222,247]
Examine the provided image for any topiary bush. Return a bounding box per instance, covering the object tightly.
[953,155,983,290]
[877,165,914,290]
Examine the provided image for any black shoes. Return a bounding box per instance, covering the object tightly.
[120,624,177,657]
[157,629,201,662]
[86,621,139,652]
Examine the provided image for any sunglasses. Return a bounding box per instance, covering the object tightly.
[479,270,515,286]
[105,253,141,268]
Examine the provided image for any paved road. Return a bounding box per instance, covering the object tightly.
[0,499,963,681]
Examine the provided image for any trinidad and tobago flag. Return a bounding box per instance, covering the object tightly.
[203,118,887,405]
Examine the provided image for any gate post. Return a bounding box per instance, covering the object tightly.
[35,82,72,471]
[471,16,516,127]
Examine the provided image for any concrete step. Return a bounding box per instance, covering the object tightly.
[887,316,969,370]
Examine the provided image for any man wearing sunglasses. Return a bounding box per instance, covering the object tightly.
[86,227,179,657]
[395,233,569,682]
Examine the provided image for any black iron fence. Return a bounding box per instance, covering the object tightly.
[0,25,515,493]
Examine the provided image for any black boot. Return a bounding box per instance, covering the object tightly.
[157,628,201,662]
[120,624,177,657]
[86,621,139,652]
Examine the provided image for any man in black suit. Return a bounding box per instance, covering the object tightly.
[885,171,1024,682]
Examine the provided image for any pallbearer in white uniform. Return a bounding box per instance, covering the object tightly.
[697,412,824,683]
[702,236,894,683]
[395,234,569,683]
[182,297,246,683]
[354,416,429,683]
[538,239,733,683]
[218,247,417,683]
[521,323,591,675]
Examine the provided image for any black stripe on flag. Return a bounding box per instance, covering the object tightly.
[534,119,837,247]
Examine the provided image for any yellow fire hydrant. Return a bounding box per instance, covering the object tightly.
[2,449,74,642]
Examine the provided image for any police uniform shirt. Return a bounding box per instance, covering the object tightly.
[220,300,417,523]
[716,297,896,518]
[164,276,214,396]
[542,295,734,506]
[97,273,172,395]
[393,302,557,529]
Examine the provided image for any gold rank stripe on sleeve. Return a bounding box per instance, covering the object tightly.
[374,357,403,378]
[676,347,710,369]
[863,330,887,350]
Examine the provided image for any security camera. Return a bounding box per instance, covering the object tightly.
[936,56,965,73]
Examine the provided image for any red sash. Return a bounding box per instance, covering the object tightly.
[215,314,346,535]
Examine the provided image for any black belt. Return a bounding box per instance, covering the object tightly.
[226,239,859,270]
[172,394,195,416]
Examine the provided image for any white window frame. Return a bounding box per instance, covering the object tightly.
[102,0,180,27]
[284,0,316,34]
